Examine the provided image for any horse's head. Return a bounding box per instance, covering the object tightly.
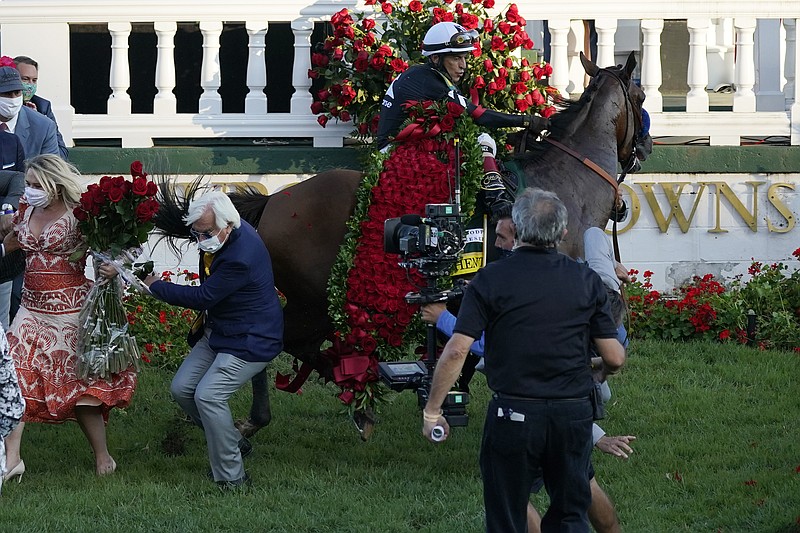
[580,51,652,174]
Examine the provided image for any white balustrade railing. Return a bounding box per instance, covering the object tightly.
[0,0,798,148]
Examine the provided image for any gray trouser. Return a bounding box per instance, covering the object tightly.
[170,330,267,482]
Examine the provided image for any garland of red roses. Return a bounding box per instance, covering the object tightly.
[323,107,481,411]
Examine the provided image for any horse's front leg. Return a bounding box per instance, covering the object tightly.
[235,369,272,438]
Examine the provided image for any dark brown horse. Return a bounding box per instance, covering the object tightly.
[154,52,651,436]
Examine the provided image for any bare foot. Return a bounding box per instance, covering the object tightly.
[96,457,117,476]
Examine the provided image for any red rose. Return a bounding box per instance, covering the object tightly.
[541,106,556,118]
[307,69,319,80]
[332,48,344,61]
[73,206,88,221]
[135,201,153,222]
[498,21,512,35]
[515,98,530,112]
[531,90,545,105]
[473,75,486,89]
[91,186,106,203]
[483,19,494,32]
[506,3,520,23]
[361,335,378,354]
[446,101,465,116]
[130,160,145,177]
[317,115,328,127]
[310,101,324,114]
[361,18,376,31]
[483,59,493,72]
[311,53,329,68]
[459,13,479,30]
[491,36,506,51]
[390,58,408,73]
[381,2,392,14]
[339,110,351,122]
[408,0,422,12]
[131,176,149,196]
[495,77,507,91]
[484,0,494,7]
[513,81,527,95]
[520,70,531,82]
[439,114,455,132]
[108,186,124,203]
[98,176,113,192]
[146,181,158,196]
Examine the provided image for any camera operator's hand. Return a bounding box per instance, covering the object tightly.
[422,408,450,443]
[420,302,447,325]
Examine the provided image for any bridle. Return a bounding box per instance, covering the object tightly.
[542,66,646,191]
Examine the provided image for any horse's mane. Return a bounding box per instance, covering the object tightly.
[228,187,270,228]
[514,90,594,166]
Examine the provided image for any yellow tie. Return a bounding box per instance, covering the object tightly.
[203,252,214,277]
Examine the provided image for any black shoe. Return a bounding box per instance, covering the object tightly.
[217,473,251,492]
[238,437,253,459]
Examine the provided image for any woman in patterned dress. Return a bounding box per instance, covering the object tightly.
[1,154,137,478]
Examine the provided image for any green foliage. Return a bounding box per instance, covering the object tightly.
[626,249,800,351]
[124,268,200,370]
[1,340,798,532]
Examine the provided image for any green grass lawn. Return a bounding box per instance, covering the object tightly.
[1,339,798,532]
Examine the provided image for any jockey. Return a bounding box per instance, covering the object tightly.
[376,21,550,215]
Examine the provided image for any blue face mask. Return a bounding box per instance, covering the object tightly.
[496,247,514,259]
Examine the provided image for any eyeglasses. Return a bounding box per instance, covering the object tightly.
[189,227,222,241]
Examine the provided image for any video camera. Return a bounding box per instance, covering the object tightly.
[383,203,464,278]
[379,202,470,427]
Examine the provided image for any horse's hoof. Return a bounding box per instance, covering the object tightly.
[352,409,376,442]
[234,418,264,438]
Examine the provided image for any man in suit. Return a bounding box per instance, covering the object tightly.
[144,191,284,491]
[0,66,58,160]
[14,56,69,160]
[0,65,59,327]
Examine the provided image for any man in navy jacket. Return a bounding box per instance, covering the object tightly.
[145,190,283,490]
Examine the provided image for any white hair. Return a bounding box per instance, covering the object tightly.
[184,190,241,229]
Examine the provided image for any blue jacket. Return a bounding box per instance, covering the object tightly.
[0,130,25,208]
[150,220,284,362]
[29,95,69,160]
[15,106,59,159]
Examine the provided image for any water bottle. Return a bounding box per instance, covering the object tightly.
[431,425,445,442]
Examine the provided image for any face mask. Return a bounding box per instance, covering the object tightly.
[0,95,23,120]
[496,247,514,259]
[25,187,50,208]
[21,82,36,103]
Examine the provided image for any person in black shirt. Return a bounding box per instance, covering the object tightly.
[422,187,626,532]
[376,21,549,216]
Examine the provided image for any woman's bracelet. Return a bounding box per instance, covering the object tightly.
[423,409,442,423]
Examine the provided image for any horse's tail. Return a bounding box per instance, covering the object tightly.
[228,187,270,228]
[153,176,203,240]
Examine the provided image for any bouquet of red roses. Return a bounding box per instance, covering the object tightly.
[72,161,160,380]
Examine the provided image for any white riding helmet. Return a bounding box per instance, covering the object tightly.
[422,22,478,57]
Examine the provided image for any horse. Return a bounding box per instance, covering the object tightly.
[153,51,651,438]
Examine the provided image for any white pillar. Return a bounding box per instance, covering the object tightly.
[784,19,796,108]
[791,19,800,145]
[686,18,709,113]
[245,21,268,115]
[595,18,617,69]
[547,18,571,98]
[290,18,314,115]
[566,19,584,94]
[153,21,177,115]
[107,22,132,115]
[640,19,664,112]
[754,20,786,111]
[733,18,757,113]
[199,21,223,115]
